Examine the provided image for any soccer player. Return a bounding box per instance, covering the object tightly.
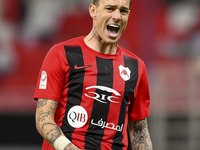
[34,0,153,150]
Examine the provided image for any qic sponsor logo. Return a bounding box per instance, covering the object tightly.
[84,85,121,104]
[67,106,88,128]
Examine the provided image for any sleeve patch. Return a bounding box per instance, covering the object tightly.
[39,71,47,89]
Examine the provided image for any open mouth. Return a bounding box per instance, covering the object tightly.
[107,24,120,36]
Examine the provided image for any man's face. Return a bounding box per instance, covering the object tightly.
[92,0,130,44]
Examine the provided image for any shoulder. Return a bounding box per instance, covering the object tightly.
[47,36,82,56]
[55,36,82,48]
[119,46,145,66]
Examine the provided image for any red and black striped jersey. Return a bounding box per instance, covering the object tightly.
[34,36,150,150]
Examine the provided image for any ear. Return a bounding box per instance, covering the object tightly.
[89,3,97,20]
[128,10,130,17]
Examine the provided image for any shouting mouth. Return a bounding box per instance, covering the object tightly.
[107,24,120,37]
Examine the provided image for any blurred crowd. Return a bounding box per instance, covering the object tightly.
[150,0,200,113]
[0,0,90,79]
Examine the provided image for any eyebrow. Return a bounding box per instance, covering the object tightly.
[121,6,129,11]
[105,5,129,10]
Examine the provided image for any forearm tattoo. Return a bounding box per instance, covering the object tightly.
[36,99,61,145]
[64,143,81,150]
[132,119,152,150]
[42,122,62,145]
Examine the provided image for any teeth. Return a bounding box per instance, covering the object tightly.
[108,24,119,28]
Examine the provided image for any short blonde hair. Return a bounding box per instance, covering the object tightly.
[92,0,132,7]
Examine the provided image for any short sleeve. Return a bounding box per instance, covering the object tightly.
[128,63,150,121]
[34,45,68,101]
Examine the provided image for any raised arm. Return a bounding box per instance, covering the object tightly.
[35,98,81,150]
[131,118,152,150]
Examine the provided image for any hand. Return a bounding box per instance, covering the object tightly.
[64,143,85,150]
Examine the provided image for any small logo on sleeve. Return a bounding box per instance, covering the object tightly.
[39,71,47,89]
[119,65,131,81]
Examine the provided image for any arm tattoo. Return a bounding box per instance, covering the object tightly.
[36,99,61,146]
[64,143,81,150]
[50,101,58,110]
[42,122,62,145]
[37,111,50,122]
[37,99,48,108]
[132,118,152,150]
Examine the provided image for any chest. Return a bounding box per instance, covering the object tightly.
[64,46,139,102]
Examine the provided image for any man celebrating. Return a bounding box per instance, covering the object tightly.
[34,0,153,149]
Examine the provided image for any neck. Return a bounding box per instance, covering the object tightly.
[84,30,118,55]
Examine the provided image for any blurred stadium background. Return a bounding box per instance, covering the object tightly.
[0,0,200,149]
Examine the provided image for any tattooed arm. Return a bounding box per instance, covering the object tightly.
[35,98,81,150]
[131,118,152,150]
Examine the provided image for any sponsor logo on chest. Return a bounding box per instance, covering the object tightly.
[84,85,121,104]
[67,106,88,128]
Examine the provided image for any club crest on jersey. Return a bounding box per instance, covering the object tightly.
[119,65,131,81]
[39,71,47,89]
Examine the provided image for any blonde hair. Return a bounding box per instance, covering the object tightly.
[92,0,132,7]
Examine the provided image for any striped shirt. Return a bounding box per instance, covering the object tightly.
[34,36,150,150]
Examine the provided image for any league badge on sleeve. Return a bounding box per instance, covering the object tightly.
[39,71,47,89]
[119,65,131,81]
